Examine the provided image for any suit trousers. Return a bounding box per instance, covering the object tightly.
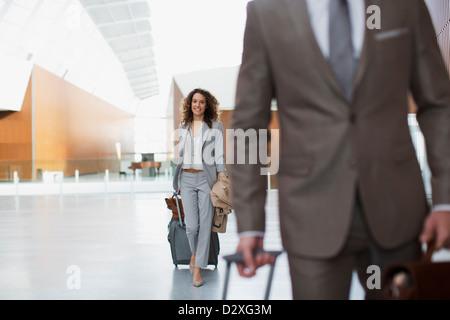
[180,171,214,269]
[287,195,422,300]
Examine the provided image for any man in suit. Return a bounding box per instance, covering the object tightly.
[230,0,450,299]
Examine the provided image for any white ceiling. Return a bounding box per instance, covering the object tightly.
[0,0,145,114]
[173,66,240,110]
[79,0,159,100]
[0,53,33,111]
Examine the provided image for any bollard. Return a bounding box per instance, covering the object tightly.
[75,170,79,183]
[59,173,63,196]
[13,171,19,184]
[131,173,134,194]
[104,169,109,194]
[14,171,19,196]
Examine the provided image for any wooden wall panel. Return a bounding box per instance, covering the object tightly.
[33,65,135,178]
[0,76,32,180]
[172,81,184,133]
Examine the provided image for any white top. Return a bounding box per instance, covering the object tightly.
[182,124,203,170]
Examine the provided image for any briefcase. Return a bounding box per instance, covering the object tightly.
[383,241,450,300]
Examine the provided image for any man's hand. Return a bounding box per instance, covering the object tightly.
[420,211,450,250]
[236,236,276,278]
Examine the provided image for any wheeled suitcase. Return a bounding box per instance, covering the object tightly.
[222,250,283,300]
[167,192,220,267]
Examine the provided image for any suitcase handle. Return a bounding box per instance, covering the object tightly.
[173,191,184,227]
[223,250,282,263]
[222,250,283,300]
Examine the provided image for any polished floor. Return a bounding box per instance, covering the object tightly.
[0,187,448,300]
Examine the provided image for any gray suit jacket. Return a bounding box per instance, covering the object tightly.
[231,0,450,258]
[173,120,226,191]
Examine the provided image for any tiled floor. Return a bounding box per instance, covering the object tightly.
[0,186,448,300]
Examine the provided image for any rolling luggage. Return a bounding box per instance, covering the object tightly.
[167,192,220,267]
[222,250,283,300]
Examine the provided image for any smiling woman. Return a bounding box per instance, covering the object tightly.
[181,88,220,129]
[172,88,226,288]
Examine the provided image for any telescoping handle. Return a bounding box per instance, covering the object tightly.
[173,191,184,227]
[222,250,283,300]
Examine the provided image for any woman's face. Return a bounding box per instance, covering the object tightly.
[191,93,207,118]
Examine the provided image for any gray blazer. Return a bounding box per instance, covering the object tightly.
[173,120,226,191]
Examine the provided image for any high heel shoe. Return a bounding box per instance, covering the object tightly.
[192,280,203,287]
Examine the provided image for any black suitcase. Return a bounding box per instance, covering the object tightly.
[167,193,220,267]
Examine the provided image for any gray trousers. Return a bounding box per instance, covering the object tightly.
[180,171,214,269]
[288,195,422,300]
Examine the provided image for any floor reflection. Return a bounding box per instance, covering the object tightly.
[1,191,445,300]
[170,266,221,300]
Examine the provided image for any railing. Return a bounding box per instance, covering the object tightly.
[0,115,433,197]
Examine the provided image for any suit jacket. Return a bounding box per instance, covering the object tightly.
[173,120,226,191]
[230,0,450,258]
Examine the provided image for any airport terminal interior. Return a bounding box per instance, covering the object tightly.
[1,0,450,300]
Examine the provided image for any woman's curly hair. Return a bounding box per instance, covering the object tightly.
[181,88,220,128]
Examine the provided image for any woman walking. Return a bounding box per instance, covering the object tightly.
[173,88,226,287]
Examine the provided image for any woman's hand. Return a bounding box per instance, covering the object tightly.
[218,172,227,179]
